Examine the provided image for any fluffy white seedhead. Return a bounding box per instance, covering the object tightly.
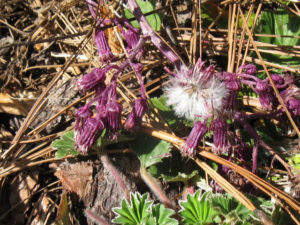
[164,62,228,121]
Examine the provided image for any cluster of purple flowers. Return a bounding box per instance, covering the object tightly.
[74,1,148,153]
[75,65,148,153]
[176,60,300,159]
[75,0,300,175]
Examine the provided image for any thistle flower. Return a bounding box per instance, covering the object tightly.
[124,98,148,131]
[164,59,228,121]
[210,117,231,155]
[182,120,208,156]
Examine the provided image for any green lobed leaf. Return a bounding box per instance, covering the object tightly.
[131,133,172,168]
[211,194,254,223]
[113,193,152,224]
[51,131,79,159]
[179,191,216,225]
[124,0,161,31]
[152,204,178,225]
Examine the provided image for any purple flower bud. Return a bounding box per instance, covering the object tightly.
[210,180,224,193]
[123,27,144,60]
[182,120,208,156]
[124,98,148,131]
[106,101,122,139]
[124,28,140,49]
[222,72,241,112]
[75,115,105,153]
[210,117,231,155]
[239,64,257,74]
[271,74,284,86]
[114,18,143,60]
[75,104,93,131]
[286,98,300,116]
[77,68,106,93]
[94,28,113,62]
[254,80,275,110]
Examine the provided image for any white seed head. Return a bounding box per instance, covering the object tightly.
[164,63,228,121]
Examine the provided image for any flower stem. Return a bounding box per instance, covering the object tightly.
[234,111,293,177]
[127,0,183,70]
[139,166,175,209]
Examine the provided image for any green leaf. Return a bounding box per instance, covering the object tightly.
[256,9,300,46]
[149,96,177,126]
[131,133,172,168]
[113,193,152,225]
[211,194,254,223]
[161,171,198,183]
[287,154,300,170]
[152,204,178,225]
[238,12,256,28]
[150,96,172,111]
[124,0,161,31]
[149,95,191,128]
[254,8,300,66]
[179,191,216,225]
[52,131,79,159]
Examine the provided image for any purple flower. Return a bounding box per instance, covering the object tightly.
[75,80,123,151]
[75,104,93,131]
[210,180,224,193]
[124,98,148,131]
[270,74,284,87]
[77,68,106,93]
[75,114,105,153]
[286,98,300,116]
[254,80,275,110]
[182,120,208,156]
[239,64,257,75]
[94,28,114,62]
[222,72,241,112]
[104,82,122,139]
[210,117,231,155]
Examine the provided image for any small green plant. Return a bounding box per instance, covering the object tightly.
[113,192,178,225]
[51,131,79,159]
[179,191,216,225]
[211,194,256,225]
[113,191,265,225]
